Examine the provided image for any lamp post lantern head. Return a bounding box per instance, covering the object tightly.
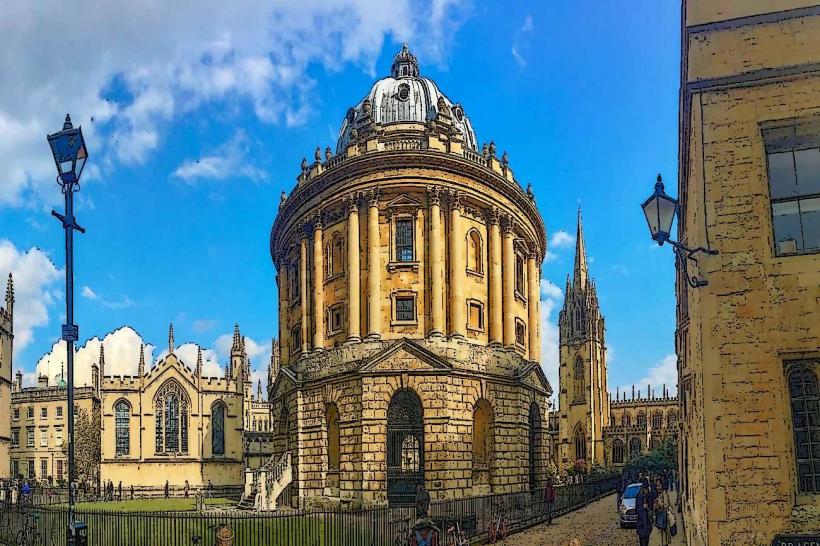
[47,114,88,187]
[641,174,678,245]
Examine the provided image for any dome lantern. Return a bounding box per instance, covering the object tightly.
[391,44,419,78]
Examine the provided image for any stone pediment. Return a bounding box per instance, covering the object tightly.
[359,339,452,374]
[385,193,422,210]
[269,367,298,401]
[517,361,552,395]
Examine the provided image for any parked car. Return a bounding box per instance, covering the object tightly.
[619,483,642,528]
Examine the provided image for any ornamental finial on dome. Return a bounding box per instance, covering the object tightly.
[391,43,419,78]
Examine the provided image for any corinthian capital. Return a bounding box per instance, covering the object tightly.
[448,189,464,212]
[426,186,442,207]
[343,193,359,214]
[486,206,500,225]
[363,188,380,207]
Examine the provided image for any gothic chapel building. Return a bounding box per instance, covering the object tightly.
[263,46,552,509]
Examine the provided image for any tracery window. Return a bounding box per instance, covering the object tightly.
[629,437,641,458]
[573,427,586,462]
[637,412,647,429]
[574,357,585,402]
[212,402,226,456]
[115,400,130,457]
[612,439,625,464]
[652,412,662,429]
[154,381,189,455]
[622,413,631,427]
[787,360,820,493]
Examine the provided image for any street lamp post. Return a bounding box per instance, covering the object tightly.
[47,114,88,546]
[640,174,718,287]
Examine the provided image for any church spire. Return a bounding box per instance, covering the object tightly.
[573,206,588,290]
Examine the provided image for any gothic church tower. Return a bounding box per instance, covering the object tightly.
[558,210,608,471]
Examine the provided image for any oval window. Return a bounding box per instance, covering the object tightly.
[453,105,464,121]
[397,83,411,102]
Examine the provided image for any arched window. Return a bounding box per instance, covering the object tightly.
[667,410,677,427]
[325,234,344,278]
[387,389,424,506]
[466,230,483,274]
[574,357,585,401]
[652,411,662,429]
[787,361,820,493]
[573,426,586,462]
[622,413,631,427]
[629,437,642,458]
[212,402,226,456]
[115,401,130,457]
[612,439,625,464]
[637,412,647,429]
[326,403,340,474]
[650,437,661,450]
[154,381,189,455]
[472,399,494,486]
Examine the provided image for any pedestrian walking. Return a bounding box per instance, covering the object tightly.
[184,480,190,499]
[543,476,556,524]
[130,484,134,500]
[164,480,169,499]
[653,477,672,546]
[117,481,122,501]
[635,479,654,546]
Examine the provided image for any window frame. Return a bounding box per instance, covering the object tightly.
[466,299,485,332]
[514,318,527,350]
[785,358,820,496]
[211,401,226,457]
[391,291,418,326]
[290,323,302,355]
[466,228,484,277]
[513,241,528,302]
[326,303,345,337]
[324,232,345,282]
[115,400,131,458]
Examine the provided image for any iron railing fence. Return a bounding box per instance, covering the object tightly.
[0,475,618,546]
[4,485,244,507]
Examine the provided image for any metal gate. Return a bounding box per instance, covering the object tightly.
[387,388,424,506]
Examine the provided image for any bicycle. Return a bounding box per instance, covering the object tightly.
[487,503,508,544]
[445,520,470,546]
[192,523,233,546]
[15,512,42,546]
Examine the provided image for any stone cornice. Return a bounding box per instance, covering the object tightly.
[270,149,547,263]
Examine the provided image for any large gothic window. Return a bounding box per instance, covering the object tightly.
[115,400,130,457]
[622,413,632,427]
[652,411,663,429]
[629,437,642,459]
[637,412,647,429]
[212,402,226,456]
[668,410,678,427]
[787,360,820,493]
[154,381,189,455]
[573,357,585,401]
[612,439,625,464]
[573,426,586,462]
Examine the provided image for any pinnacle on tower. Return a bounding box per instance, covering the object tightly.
[231,323,242,356]
[99,343,106,379]
[4,272,13,316]
[137,344,145,376]
[573,206,589,290]
[196,346,202,376]
[257,379,262,400]
[168,323,175,354]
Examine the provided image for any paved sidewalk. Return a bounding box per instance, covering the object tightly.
[499,492,686,546]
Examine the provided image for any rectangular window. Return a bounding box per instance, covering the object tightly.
[515,319,526,347]
[327,304,344,335]
[289,262,300,302]
[291,324,302,354]
[40,428,48,447]
[12,460,18,478]
[13,408,19,420]
[764,121,820,256]
[26,429,34,448]
[40,459,47,479]
[515,253,526,295]
[56,406,63,418]
[468,301,484,331]
[395,218,414,262]
[41,407,47,419]
[27,460,34,479]
[56,460,64,482]
[786,359,820,494]
[27,407,34,419]
[11,429,19,447]
[55,429,63,448]
[395,296,416,322]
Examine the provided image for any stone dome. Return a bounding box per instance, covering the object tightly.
[336,45,478,153]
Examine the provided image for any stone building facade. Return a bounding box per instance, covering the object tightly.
[552,213,677,473]
[0,275,12,479]
[10,372,100,483]
[266,46,552,509]
[98,325,263,489]
[678,2,820,543]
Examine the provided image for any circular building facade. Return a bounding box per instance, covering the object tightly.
[267,46,552,509]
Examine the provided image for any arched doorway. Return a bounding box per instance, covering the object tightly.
[528,402,541,492]
[387,389,424,506]
[472,399,494,492]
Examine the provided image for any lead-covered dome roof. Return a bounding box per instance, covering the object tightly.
[336,45,478,153]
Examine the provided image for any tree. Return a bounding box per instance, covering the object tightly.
[623,436,677,477]
[61,407,101,488]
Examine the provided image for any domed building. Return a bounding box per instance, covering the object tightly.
[264,45,551,509]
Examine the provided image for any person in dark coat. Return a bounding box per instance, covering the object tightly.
[543,476,556,524]
[164,480,169,499]
[635,479,654,546]
[117,481,122,501]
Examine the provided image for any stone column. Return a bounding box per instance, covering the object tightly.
[312,212,325,350]
[428,186,445,337]
[277,254,290,363]
[502,216,516,347]
[527,243,540,361]
[448,191,466,339]
[366,189,381,340]
[300,228,310,353]
[488,207,503,345]
[346,194,361,342]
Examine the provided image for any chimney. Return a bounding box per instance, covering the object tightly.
[38,375,48,388]
[632,385,635,400]
[14,370,22,392]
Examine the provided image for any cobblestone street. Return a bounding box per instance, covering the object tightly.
[499,492,686,546]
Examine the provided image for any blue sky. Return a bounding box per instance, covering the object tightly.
[0,1,681,400]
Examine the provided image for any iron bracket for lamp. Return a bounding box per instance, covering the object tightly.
[667,240,718,288]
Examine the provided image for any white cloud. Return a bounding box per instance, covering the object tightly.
[613,354,678,399]
[81,285,135,310]
[511,15,534,68]
[611,264,630,276]
[0,240,62,356]
[0,0,469,208]
[192,319,218,333]
[173,130,266,184]
[34,326,154,387]
[539,278,562,404]
[550,230,575,249]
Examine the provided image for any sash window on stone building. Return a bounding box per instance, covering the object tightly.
[395,218,414,262]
